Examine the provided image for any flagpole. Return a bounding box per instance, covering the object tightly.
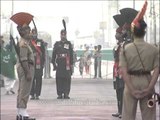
[10,0,14,35]
[133,0,135,9]
[10,0,14,51]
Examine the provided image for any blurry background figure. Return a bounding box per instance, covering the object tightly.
[72,47,77,75]
[93,46,98,78]
[0,35,5,87]
[1,41,17,95]
[77,54,85,76]
[96,45,102,78]
[44,47,52,79]
[30,28,46,100]
[83,46,92,74]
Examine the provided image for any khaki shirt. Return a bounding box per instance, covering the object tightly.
[119,38,159,71]
[18,38,34,66]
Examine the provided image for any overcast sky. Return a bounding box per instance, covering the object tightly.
[1,1,159,47]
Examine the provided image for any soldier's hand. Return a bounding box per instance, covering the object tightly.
[131,90,143,99]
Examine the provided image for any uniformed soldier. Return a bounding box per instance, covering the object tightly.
[30,28,46,100]
[119,1,159,120]
[10,22,35,120]
[112,27,124,119]
[51,29,73,99]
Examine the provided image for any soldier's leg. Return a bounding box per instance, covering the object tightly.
[79,66,83,75]
[140,95,156,120]
[119,87,124,115]
[94,62,97,78]
[30,76,36,99]
[17,74,33,117]
[122,86,138,120]
[17,73,33,108]
[116,89,121,114]
[35,75,42,98]
[56,76,63,97]
[112,89,121,117]
[64,76,71,98]
[98,61,101,78]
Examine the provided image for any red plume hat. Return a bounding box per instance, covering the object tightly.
[10,12,34,26]
[131,0,148,30]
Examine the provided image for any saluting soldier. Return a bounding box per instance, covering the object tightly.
[10,13,35,120]
[119,1,159,120]
[52,25,73,99]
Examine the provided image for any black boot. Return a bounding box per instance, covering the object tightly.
[112,113,120,117]
[16,115,36,120]
[57,95,63,99]
[64,94,70,99]
[30,95,35,100]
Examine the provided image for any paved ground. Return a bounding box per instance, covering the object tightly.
[1,61,160,120]
[1,77,160,120]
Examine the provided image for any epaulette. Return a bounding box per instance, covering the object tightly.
[19,40,28,47]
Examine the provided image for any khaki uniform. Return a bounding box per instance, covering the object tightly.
[119,38,159,120]
[17,38,34,108]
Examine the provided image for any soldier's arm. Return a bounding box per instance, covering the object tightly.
[141,49,159,97]
[148,48,160,90]
[51,42,58,70]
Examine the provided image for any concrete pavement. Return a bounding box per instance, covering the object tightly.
[1,61,160,120]
[1,77,160,120]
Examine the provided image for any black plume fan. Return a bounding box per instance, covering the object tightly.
[62,19,66,32]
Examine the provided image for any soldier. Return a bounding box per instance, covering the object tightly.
[51,28,73,99]
[10,13,35,120]
[112,27,124,119]
[119,1,159,120]
[30,28,46,100]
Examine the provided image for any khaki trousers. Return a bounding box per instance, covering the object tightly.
[122,75,156,120]
[17,65,34,108]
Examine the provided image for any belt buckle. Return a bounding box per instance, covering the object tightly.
[62,54,65,57]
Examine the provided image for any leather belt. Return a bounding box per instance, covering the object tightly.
[128,70,150,76]
[57,54,67,58]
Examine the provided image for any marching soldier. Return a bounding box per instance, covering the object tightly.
[10,12,35,120]
[30,28,46,100]
[119,1,159,120]
[51,24,73,99]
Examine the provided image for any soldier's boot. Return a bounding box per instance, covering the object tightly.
[64,94,70,99]
[16,115,36,120]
